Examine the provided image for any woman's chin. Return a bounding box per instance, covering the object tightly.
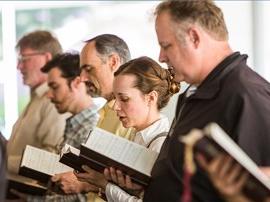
[120,121,132,129]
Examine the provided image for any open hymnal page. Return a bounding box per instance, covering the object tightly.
[84,127,159,176]
[21,145,73,176]
[205,123,270,189]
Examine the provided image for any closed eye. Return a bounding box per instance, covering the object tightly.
[120,97,129,102]
[162,44,171,50]
[80,64,93,73]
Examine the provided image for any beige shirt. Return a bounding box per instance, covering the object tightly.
[7,83,70,174]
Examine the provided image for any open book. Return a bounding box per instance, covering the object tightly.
[19,145,73,183]
[180,123,270,202]
[60,127,159,186]
[6,174,47,199]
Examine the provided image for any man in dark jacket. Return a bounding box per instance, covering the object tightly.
[103,1,270,201]
[141,1,270,202]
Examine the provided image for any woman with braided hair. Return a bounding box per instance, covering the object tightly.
[75,56,180,202]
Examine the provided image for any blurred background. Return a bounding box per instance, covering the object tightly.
[0,1,269,138]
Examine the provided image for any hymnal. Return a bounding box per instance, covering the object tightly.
[6,174,47,199]
[180,122,270,202]
[19,145,73,183]
[59,144,83,172]
[60,127,159,186]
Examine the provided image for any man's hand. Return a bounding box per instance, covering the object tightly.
[51,171,98,194]
[197,154,251,202]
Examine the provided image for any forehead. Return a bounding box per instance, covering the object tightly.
[48,68,63,81]
[156,12,176,39]
[19,47,37,54]
[80,42,101,66]
[114,74,137,90]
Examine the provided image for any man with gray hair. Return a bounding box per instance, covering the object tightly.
[7,30,69,175]
[52,34,135,202]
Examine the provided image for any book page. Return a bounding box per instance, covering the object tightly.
[205,123,270,189]
[84,127,159,176]
[21,145,73,176]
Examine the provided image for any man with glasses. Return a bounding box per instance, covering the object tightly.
[7,30,69,175]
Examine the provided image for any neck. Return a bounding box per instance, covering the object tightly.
[136,110,161,132]
[71,95,93,115]
[104,92,114,102]
[30,80,46,91]
[197,41,233,85]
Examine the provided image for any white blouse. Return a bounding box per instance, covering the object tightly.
[105,115,170,202]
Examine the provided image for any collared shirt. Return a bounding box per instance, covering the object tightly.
[7,82,70,174]
[61,98,106,149]
[133,115,169,152]
[105,115,169,202]
[28,98,106,202]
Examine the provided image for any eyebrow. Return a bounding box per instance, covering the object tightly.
[117,92,129,96]
[48,81,57,87]
[80,64,93,69]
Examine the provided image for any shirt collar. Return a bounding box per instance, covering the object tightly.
[67,98,106,129]
[186,52,248,100]
[135,115,169,147]
[31,82,48,98]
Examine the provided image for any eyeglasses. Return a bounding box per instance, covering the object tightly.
[17,52,45,62]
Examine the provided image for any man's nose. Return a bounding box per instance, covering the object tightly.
[17,61,23,70]
[46,90,53,100]
[80,70,89,82]
[112,100,121,111]
[159,49,167,63]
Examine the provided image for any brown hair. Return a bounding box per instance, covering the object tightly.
[115,56,178,110]
[155,0,228,41]
[16,30,62,57]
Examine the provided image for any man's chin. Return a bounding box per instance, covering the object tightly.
[56,108,66,114]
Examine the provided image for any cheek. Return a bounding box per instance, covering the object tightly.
[128,104,148,120]
[122,105,137,117]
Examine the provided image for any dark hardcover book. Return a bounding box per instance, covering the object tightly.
[180,123,270,202]
[6,174,47,199]
[19,145,73,183]
[59,144,84,172]
[60,127,159,186]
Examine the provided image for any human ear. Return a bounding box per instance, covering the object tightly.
[109,53,121,73]
[147,90,158,106]
[44,52,53,62]
[71,76,81,89]
[187,26,200,48]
